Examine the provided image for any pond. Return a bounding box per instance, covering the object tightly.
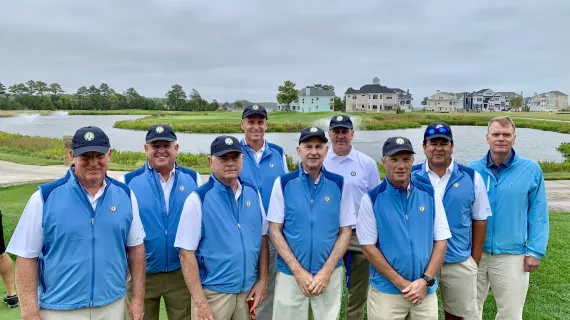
[1,113,568,164]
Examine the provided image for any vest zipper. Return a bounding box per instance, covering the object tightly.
[152,170,171,272]
[402,190,414,279]
[307,175,316,273]
[227,186,247,291]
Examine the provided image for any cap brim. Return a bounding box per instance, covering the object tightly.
[212,149,243,157]
[146,137,177,144]
[299,135,328,143]
[425,134,452,141]
[72,146,110,157]
[329,124,353,129]
[242,111,268,119]
[384,148,415,156]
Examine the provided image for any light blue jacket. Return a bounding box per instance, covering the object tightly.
[467,151,549,258]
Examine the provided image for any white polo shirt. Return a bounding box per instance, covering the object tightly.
[174,181,268,251]
[118,165,203,213]
[7,180,146,258]
[424,159,492,220]
[324,147,381,227]
[356,185,451,245]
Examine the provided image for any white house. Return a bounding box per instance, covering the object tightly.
[426,91,464,112]
[531,91,569,112]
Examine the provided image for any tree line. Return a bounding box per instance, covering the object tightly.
[0,81,237,111]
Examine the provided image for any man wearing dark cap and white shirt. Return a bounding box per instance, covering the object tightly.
[175,135,269,320]
[120,124,202,320]
[412,122,491,320]
[7,126,146,320]
[267,127,355,320]
[323,114,380,320]
[239,104,288,320]
[357,136,451,319]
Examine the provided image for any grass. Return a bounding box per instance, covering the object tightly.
[1,183,569,319]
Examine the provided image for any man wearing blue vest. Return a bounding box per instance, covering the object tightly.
[239,104,288,320]
[268,126,355,320]
[7,126,146,320]
[468,116,549,320]
[175,135,269,320]
[324,114,381,320]
[121,124,202,320]
[412,122,491,320]
[357,136,451,319]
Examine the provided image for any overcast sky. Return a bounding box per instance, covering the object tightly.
[1,0,569,105]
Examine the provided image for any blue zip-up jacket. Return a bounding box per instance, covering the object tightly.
[467,151,549,258]
[368,175,439,295]
[195,175,264,294]
[277,166,345,276]
[38,167,133,310]
[240,139,286,212]
[412,161,476,263]
[124,162,199,273]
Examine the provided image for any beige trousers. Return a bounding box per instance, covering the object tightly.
[39,297,125,320]
[367,286,438,320]
[191,289,249,320]
[272,267,344,320]
[343,231,370,320]
[477,252,529,320]
[437,257,479,319]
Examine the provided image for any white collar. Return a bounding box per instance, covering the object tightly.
[425,158,454,175]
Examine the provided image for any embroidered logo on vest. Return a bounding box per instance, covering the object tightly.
[110,205,117,212]
[419,205,425,212]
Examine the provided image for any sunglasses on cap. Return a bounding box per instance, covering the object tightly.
[425,127,450,135]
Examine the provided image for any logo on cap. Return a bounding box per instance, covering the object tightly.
[324,196,330,202]
[252,105,259,110]
[336,116,343,121]
[84,132,95,141]
[246,201,251,207]
[155,126,164,133]
[453,182,459,188]
[110,205,117,213]
[419,205,425,212]
[225,138,233,145]
[180,186,185,192]
[310,127,318,133]
[396,138,405,145]
[436,124,443,129]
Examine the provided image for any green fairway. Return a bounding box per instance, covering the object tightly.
[1,184,569,319]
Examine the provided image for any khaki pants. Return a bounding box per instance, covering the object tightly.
[191,289,249,320]
[437,257,479,319]
[367,287,438,320]
[272,266,343,320]
[343,231,369,320]
[126,268,192,320]
[255,239,277,319]
[477,252,529,320]
[40,297,125,320]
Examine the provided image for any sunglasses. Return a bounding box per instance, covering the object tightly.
[425,127,449,135]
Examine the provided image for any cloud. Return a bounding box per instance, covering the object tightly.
[0,0,568,103]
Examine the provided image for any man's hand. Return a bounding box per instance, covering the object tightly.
[308,269,332,296]
[524,255,541,272]
[128,297,144,320]
[402,279,428,304]
[246,278,268,311]
[472,255,481,266]
[194,299,214,320]
[293,268,314,297]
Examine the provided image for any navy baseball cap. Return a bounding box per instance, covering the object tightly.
[72,126,111,157]
[383,136,415,157]
[299,126,328,144]
[146,124,177,144]
[210,135,243,157]
[242,104,268,119]
[329,115,353,130]
[424,122,453,141]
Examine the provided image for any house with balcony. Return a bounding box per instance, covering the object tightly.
[278,86,335,113]
[345,77,400,113]
[391,88,414,111]
[426,91,464,112]
[530,91,569,112]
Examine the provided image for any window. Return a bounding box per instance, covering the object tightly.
[373,95,378,99]
[316,97,319,100]
[353,95,357,99]
[311,99,314,103]
[387,96,392,100]
[439,97,443,99]
[302,99,304,103]
[379,95,383,99]
[373,105,378,109]
[449,102,452,105]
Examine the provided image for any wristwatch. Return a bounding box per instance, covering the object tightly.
[421,274,435,287]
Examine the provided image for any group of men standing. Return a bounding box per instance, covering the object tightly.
[5,103,549,320]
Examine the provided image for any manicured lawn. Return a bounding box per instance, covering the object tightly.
[1,184,569,319]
